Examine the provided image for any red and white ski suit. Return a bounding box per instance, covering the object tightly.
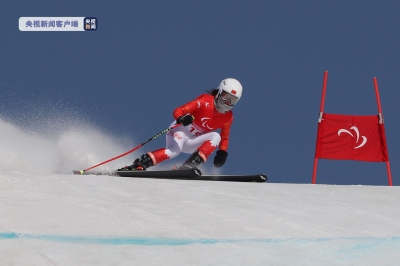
[147,94,233,165]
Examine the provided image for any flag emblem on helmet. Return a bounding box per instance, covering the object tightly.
[231,89,237,95]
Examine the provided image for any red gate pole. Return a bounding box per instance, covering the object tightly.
[312,71,328,184]
[373,77,393,186]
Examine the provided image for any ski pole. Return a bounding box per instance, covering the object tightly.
[75,123,181,175]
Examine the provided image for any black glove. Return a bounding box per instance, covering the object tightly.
[214,150,228,168]
[176,114,194,126]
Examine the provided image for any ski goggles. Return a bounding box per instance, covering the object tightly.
[220,91,239,106]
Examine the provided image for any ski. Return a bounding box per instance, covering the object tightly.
[72,170,115,175]
[72,169,199,178]
[114,170,267,182]
[198,174,267,183]
[114,168,202,179]
[73,169,267,183]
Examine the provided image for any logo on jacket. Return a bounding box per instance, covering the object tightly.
[201,117,214,130]
[338,126,367,149]
[170,132,182,140]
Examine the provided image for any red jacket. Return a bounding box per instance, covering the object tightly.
[173,94,233,151]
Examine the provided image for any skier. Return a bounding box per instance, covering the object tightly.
[118,78,243,171]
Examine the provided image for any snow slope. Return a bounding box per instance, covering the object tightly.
[0,117,399,265]
[1,171,399,266]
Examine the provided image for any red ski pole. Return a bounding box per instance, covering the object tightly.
[75,123,181,175]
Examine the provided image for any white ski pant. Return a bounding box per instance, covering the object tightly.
[164,122,221,159]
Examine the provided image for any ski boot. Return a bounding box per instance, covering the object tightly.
[178,151,205,170]
[118,154,153,171]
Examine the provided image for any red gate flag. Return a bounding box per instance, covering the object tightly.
[312,72,392,185]
[315,113,388,162]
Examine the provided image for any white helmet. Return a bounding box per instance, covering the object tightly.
[215,78,243,113]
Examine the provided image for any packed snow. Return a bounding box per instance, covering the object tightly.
[0,117,399,265]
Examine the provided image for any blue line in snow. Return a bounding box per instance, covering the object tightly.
[0,232,18,239]
[1,232,400,246]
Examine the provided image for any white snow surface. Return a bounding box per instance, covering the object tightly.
[1,172,400,266]
[0,117,399,265]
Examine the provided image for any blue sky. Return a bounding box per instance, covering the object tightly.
[1,1,399,185]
